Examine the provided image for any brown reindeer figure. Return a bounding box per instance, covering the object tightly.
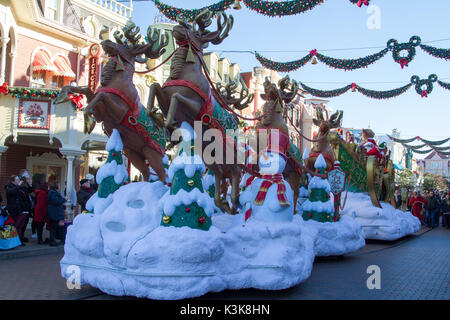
[305,108,343,173]
[253,76,304,211]
[54,23,169,182]
[147,10,251,214]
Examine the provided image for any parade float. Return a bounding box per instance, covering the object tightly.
[54,0,428,298]
[329,129,420,240]
[58,11,317,299]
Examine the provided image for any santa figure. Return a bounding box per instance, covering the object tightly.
[239,130,294,222]
[361,129,383,159]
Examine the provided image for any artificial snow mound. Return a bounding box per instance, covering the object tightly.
[61,181,317,299]
[303,215,365,256]
[340,192,421,240]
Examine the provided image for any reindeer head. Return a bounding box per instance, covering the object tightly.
[313,109,343,133]
[260,76,299,113]
[172,10,233,51]
[101,22,168,69]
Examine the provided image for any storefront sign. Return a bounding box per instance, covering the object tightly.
[88,43,101,92]
[18,99,51,129]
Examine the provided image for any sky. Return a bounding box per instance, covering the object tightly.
[128,0,450,158]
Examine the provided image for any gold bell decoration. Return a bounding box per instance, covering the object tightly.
[162,215,171,224]
[274,99,283,113]
[115,55,125,71]
[187,179,195,187]
[185,43,196,63]
[233,0,242,10]
[311,56,318,65]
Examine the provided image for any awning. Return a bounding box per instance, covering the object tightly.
[53,55,76,80]
[33,49,58,73]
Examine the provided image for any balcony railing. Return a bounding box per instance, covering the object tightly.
[88,0,132,18]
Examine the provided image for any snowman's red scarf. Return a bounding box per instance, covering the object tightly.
[254,174,290,206]
[245,174,290,222]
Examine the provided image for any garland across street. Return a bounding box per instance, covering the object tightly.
[387,135,450,156]
[154,0,372,22]
[255,36,450,72]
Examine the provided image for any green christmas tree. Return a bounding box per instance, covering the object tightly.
[86,129,128,214]
[159,125,214,231]
[302,154,336,222]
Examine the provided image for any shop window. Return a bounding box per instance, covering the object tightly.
[45,0,62,22]
[51,75,65,89]
[31,71,47,88]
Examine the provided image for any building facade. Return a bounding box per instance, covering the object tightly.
[418,151,450,183]
[0,0,135,216]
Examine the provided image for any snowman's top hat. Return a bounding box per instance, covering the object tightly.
[264,130,290,160]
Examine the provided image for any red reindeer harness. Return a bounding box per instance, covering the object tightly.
[95,87,165,156]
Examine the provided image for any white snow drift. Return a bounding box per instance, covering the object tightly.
[61,181,317,300]
[340,192,421,240]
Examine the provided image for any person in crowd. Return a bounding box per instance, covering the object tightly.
[5,175,26,245]
[408,191,426,222]
[425,191,438,228]
[434,190,442,227]
[17,174,34,242]
[33,182,49,245]
[47,182,66,246]
[85,173,98,192]
[441,194,450,229]
[77,179,95,213]
[406,190,413,212]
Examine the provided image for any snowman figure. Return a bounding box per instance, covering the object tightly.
[239,132,294,223]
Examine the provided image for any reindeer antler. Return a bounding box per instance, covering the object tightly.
[135,27,168,63]
[278,76,298,104]
[192,10,234,47]
[329,110,343,128]
[123,22,142,47]
[217,78,254,111]
[113,30,125,45]
[192,9,213,36]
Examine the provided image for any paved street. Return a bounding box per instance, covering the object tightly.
[0,227,448,300]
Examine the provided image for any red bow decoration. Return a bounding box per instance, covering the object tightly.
[357,0,369,7]
[399,58,409,69]
[69,93,85,110]
[310,49,317,56]
[421,91,428,98]
[0,82,8,95]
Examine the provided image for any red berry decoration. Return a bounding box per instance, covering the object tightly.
[167,182,172,187]
[185,207,190,213]
[112,152,117,156]
[309,214,312,218]
[198,217,205,224]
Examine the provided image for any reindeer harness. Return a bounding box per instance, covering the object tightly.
[95,86,166,156]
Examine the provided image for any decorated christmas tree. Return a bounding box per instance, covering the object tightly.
[158,123,214,231]
[302,154,335,222]
[86,129,128,214]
